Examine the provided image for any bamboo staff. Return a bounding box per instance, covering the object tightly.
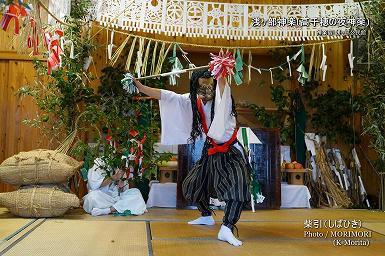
[137,65,209,80]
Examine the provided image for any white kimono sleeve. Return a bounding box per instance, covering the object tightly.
[207,82,233,142]
[159,89,193,145]
[87,158,107,191]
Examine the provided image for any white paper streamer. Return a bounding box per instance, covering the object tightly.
[348,40,355,76]
[188,63,196,79]
[107,30,115,60]
[59,37,64,68]
[64,40,74,59]
[121,155,129,168]
[269,68,273,84]
[121,72,139,95]
[293,49,302,60]
[320,44,328,81]
[83,56,93,71]
[287,56,292,76]
[96,1,364,41]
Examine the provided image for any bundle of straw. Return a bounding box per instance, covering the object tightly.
[315,145,352,208]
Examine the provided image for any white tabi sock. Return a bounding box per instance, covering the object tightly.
[91,207,111,216]
[187,216,215,225]
[217,225,243,247]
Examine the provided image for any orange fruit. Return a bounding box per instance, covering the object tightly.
[285,163,294,169]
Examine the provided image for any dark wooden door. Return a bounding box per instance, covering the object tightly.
[177,128,281,209]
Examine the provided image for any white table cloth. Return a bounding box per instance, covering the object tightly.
[281,183,311,208]
[146,182,177,208]
[146,182,311,209]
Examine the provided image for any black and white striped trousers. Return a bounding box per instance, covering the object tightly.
[197,199,244,229]
[182,140,251,229]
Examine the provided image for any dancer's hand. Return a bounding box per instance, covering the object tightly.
[111,169,124,181]
[132,77,161,100]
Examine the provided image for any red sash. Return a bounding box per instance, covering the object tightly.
[197,97,238,156]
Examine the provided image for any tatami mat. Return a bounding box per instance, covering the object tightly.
[1,207,385,256]
[62,208,385,223]
[152,239,385,256]
[151,222,385,240]
[0,218,34,240]
[363,222,385,236]
[237,209,385,223]
[3,220,148,256]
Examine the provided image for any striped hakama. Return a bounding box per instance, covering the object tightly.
[182,136,251,204]
[182,138,251,228]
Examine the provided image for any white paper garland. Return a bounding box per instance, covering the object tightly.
[96,0,365,41]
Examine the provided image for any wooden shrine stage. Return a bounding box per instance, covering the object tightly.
[1,208,385,256]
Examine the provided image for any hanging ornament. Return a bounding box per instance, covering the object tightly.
[44,30,64,75]
[105,129,113,147]
[64,39,74,59]
[233,48,243,86]
[296,45,309,85]
[286,56,292,76]
[141,40,152,76]
[168,44,184,86]
[121,155,129,168]
[27,17,39,55]
[129,129,139,137]
[269,68,274,85]
[121,72,139,95]
[83,56,93,71]
[307,44,316,81]
[135,38,145,77]
[128,146,136,161]
[237,127,264,211]
[1,1,31,34]
[348,40,355,76]
[188,63,196,79]
[111,36,129,66]
[177,44,193,66]
[125,36,137,71]
[247,51,252,84]
[251,177,265,204]
[150,41,159,75]
[320,43,328,82]
[107,30,115,60]
[209,51,235,79]
[155,43,172,75]
[293,49,302,60]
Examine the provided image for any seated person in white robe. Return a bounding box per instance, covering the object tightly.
[83,158,147,216]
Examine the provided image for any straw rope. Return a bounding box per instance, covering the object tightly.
[98,25,350,50]
[315,145,352,208]
[55,111,88,155]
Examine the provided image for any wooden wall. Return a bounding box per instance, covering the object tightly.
[0,0,50,192]
[0,56,52,193]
